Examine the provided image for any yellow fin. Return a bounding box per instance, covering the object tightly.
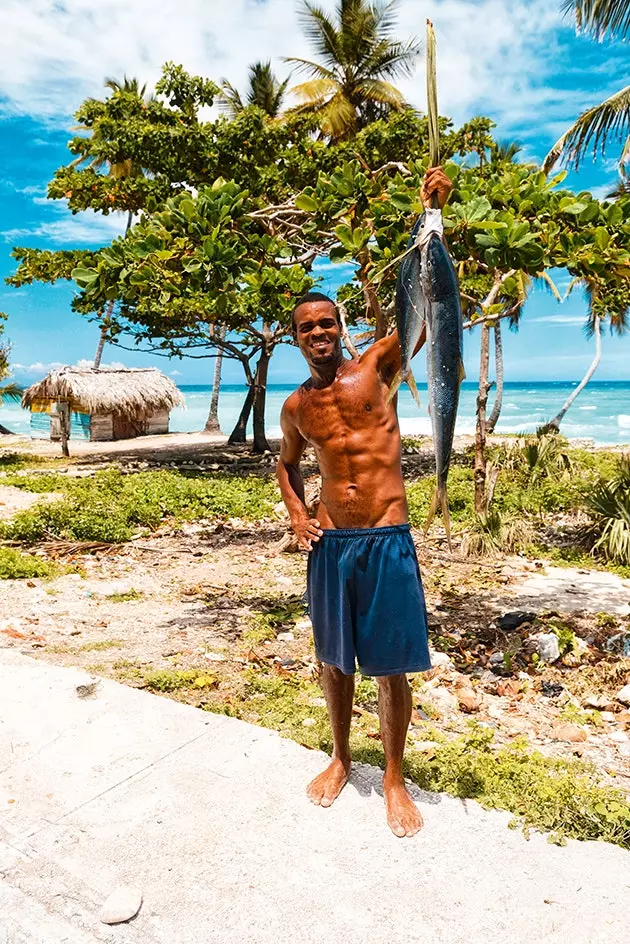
[458,359,466,384]
[424,484,453,551]
[407,372,421,408]
[385,370,403,406]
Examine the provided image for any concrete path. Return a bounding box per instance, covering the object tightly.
[1,650,628,944]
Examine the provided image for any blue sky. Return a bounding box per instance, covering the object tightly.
[1,0,629,386]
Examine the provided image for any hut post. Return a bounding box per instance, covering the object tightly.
[58,401,70,457]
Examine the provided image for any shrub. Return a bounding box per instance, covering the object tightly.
[0,546,58,579]
[584,454,630,566]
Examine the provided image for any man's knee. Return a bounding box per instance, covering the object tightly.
[376,673,409,693]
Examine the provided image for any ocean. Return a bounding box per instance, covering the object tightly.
[2,382,630,445]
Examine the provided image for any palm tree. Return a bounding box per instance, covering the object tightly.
[543,1,630,172]
[285,0,420,140]
[0,339,22,435]
[546,279,629,430]
[219,62,289,118]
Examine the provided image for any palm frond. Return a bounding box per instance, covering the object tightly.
[539,270,563,302]
[288,77,340,108]
[357,38,421,79]
[562,0,630,40]
[218,79,245,116]
[284,57,337,81]
[0,382,23,403]
[354,78,406,107]
[542,84,630,172]
[297,2,343,68]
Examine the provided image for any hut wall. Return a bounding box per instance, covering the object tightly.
[90,413,114,442]
[32,411,90,441]
[144,410,170,435]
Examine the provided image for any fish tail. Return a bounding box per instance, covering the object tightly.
[385,370,403,406]
[424,483,453,550]
[407,372,421,408]
[458,358,466,384]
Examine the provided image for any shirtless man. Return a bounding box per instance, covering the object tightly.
[276,167,452,838]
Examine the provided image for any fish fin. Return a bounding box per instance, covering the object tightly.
[458,359,466,384]
[441,487,453,551]
[407,372,421,408]
[385,370,403,406]
[424,484,453,551]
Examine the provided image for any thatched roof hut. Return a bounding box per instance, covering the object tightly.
[22,366,185,443]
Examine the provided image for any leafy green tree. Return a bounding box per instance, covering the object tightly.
[544,0,630,171]
[286,0,420,140]
[219,61,289,118]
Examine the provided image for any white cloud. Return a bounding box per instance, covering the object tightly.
[169,369,183,376]
[2,206,126,245]
[528,314,586,326]
[12,360,64,372]
[74,358,127,369]
[0,0,584,151]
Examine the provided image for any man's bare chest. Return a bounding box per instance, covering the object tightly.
[296,368,389,446]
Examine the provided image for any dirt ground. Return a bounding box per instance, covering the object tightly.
[2,508,629,793]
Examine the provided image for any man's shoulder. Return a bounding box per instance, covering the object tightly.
[281,382,310,419]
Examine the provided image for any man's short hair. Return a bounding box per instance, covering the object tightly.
[291,291,340,333]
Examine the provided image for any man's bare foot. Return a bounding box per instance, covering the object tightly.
[383,779,424,838]
[306,758,350,808]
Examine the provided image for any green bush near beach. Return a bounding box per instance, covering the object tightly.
[0,468,277,543]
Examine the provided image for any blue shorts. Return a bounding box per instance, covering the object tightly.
[306,524,432,677]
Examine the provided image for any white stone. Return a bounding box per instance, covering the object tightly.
[100,885,143,925]
[429,650,452,668]
[277,632,295,642]
[203,652,226,662]
[616,684,630,706]
[608,730,628,743]
[535,633,560,663]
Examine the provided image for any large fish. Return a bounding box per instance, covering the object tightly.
[386,214,426,407]
[420,208,465,545]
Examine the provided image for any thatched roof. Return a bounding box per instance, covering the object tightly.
[22,367,185,418]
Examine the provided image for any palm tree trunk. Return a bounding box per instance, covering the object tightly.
[548,316,602,431]
[486,322,504,434]
[474,323,491,513]
[94,299,115,369]
[204,330,226,433]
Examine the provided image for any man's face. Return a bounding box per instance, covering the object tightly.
[293,301,343,368]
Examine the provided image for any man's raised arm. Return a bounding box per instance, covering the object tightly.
[276,402,323,551]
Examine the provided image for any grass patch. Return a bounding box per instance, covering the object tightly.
[0,468,278,544]
[0,452,57,471]
[104,589,144,603]
[0,546,58,579]
[79,639,123,652]
[142,669,218,692]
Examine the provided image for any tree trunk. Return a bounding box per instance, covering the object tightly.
[252,347,271,454]
[474,323,491,513]
[547,316,602,432]
[94,299,115,369]
[204,331,225,433]
[228,384,254,445]
[486,321,504,434]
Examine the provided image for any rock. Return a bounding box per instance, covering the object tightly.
[457,690,482,713]
[608,730,628,743]
[583,693,613,710]
[302,718,316,727]
[541,681,563,698]
[203,652,226,662]
[100,886,143,925]
[615,684,630,707]
[497,611,536,632]
[605,632,630,656]
[551,722,587,743]
[277,631,295,642]
[429,649,452,668]
[535,632,560,663]
[489,651,505,666]
[294,618,312,633]
[600,711,615,723]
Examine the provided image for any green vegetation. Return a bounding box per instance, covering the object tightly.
[142,669,218,692]
[584,454,630,565]
[0,546,58,580]
[79,639,124,652]
[0,468,277,543]
[105,589,144,603]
